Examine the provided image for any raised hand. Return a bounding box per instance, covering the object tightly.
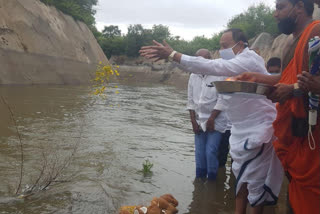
[139,40,173,61]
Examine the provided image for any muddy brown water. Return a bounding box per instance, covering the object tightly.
[0,84,288,214]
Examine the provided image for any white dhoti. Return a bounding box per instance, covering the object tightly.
[216,94,284,206]
[230,139,284,206]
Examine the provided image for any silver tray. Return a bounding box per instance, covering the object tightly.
[213,81,275,96]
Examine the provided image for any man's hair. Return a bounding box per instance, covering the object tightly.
[224,28,249,47]
[267,57,281,68]
[195,49,211,59]
[289,0,314,16]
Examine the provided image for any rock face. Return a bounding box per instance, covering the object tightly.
[250,32,275,58]
[251,33,290,61]
[0,0,108,84]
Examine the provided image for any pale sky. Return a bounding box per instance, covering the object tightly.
[95,0,276,41]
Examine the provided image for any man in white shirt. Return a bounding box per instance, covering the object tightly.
[187,49,230,180]
[140,28,284,214]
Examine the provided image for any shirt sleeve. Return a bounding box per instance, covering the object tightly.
[180,53,258,76]
[186,76,195,110]
[174,62,186,71]
[213,94,228,111]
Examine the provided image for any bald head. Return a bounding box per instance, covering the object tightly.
[195,49,211,59]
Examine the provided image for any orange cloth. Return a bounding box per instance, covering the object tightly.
[273,20,320,214]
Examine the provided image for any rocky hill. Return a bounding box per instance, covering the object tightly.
[0,0,108,84]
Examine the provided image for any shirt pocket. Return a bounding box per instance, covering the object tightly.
[202,86,218,101]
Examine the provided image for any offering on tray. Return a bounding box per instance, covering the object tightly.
[213,80,275,96]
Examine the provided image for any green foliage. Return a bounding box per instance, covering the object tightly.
[152,25,171,42]
[227,3,278,39]
[40,0,97,26]
[89,25,103,38]
[97,24,221,58]
[97,24,172,58]
[167,33,221,56]
[141,160,153,175]
[126,24,153,57]
[96,4,278,59]
[102,25,121,38]
[98,36,127,58]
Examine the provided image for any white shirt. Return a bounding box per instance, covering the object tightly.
[187,73,230,133]
[180,48,268,77]
[181,48,277,149]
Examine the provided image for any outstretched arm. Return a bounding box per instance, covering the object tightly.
[140,40,182,62]
[140,40,258,77]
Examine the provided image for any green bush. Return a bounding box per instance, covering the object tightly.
[40,0,97,26]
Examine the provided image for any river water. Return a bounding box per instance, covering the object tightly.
[0,84,287,214]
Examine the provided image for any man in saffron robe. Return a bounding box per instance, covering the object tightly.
[234,0,320,213]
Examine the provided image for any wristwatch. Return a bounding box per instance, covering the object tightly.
[293,83,304,97]
[168,51,177,62]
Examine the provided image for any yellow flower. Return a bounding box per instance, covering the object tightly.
[92,62,120,98]
[94,89,100,95]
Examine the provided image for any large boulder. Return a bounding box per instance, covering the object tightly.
[0,0,108,84]
[250,32,274,59]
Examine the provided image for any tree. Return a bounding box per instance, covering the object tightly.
[40,0,98,26]
[102,25,121,38]
[152,25,171,42]
[227,3,278,39]
[126,24,153,57]
[98,36,127,59]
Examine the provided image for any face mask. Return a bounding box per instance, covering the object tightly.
[219,42,239,60]
[277,6,297,35]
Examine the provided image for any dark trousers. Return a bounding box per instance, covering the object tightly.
[218,130,230,167]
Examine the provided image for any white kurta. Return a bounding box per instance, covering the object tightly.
[187,74,230,133]
[180,48,284,206]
